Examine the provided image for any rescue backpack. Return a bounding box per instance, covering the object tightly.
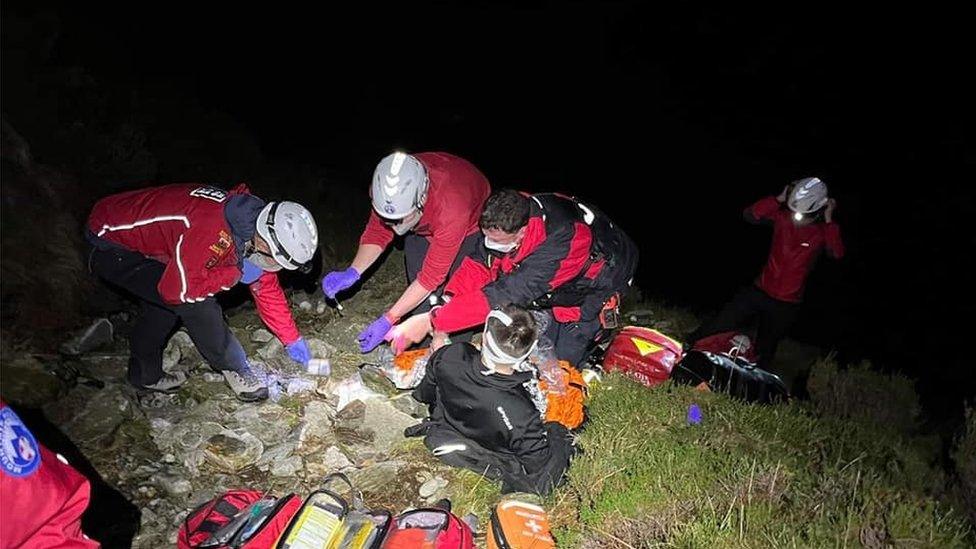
[178,490,302,549]
[487,497,556,549]
[601,326,683,387]
[381,504,474,549]
[178,474,391,549]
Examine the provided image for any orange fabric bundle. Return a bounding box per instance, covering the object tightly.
[393,348,430,371]
[538,360,587,430]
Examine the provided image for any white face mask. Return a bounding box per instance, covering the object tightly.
[246,252,282,272]
[484,236,517,254]
[391,210,422,236]
[244,240,283,272]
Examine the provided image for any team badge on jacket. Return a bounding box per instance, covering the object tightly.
[0,407,40,478]
[206,230,234,269]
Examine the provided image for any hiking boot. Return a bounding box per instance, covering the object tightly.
[404,418,432,438]
[136,371,187,393]
[222,363,269,402]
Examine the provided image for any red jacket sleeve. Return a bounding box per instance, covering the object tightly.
[359,210,396,249]
[431,290,492,333]
[249,271,301,345]
[744,196,781,224]
[16,450,98,549]
[443,257,493,297]
[824,222,845,259]
[0,403,99,549]
[430,259,494,333]
[416,216,472,291]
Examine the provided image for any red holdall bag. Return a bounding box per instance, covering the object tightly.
[178,489,302,549]
[692,331,758,363]
[602,326,683,387]
[381,506,474,549]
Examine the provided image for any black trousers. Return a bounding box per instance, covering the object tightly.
[423,423,573,496]
[541,313,607,369]
[88,244,247,387]
[404,231,485,346]
[403,231,485,316]
[689,285,800,371]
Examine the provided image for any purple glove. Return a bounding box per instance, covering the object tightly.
[286,337,311,365]
[357,313,394,353]
[321,267,360,299]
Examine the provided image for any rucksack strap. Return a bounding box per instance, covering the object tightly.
[321,472,365,510]
[489,506,511,549]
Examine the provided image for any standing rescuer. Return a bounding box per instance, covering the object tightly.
[688,177,845,371]
[321,151,491,353]
[86,183,318,401]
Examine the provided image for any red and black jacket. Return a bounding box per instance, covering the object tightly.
[431,193,637,332]
[86,183,301,344]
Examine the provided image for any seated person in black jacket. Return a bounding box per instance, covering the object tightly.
[409,304,574,495]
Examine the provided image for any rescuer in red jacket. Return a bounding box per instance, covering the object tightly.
[320,152,491,353]
[0,400,100,548]
[689,177,845,371]
[387,189,639,367]
[86,183,319,401]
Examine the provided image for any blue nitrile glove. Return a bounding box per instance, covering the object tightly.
[321,267,360,299]
[286,338,312,365]
[241,259,264,285]
[357,313,394,353]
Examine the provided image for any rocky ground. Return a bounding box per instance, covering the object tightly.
[5,248,973,547]
[1,251,479,547]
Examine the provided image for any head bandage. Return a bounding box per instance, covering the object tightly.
[481,309,538,375]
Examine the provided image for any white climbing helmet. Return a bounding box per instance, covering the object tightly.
[370,152,429,220]
[787,177,829,217]
[255,201,318,271]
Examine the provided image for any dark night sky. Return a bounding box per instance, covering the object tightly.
[3,2,974,408]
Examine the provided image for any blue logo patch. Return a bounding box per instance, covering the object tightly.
[0,407,40,478]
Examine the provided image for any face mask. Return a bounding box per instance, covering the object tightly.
[247,252,282,272]
[244,238,285,272]
[484,236,517,253]
[390,210,422,236]
[243,241,282,272]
